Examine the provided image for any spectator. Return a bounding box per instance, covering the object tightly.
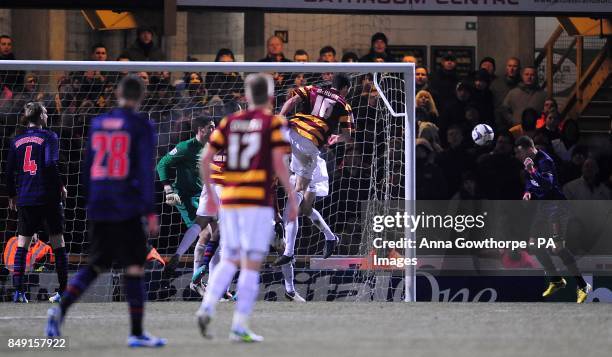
[501,65,546,128]
[509,108,538,139]
[341,52,359,63]
[536,97,558,129]
[402,55,417,64]
[415,90,438,124]
[563,158,611,200]
[373,55,386,63]
[91,43,108,61]
[491,57,520,108]
[439,81,472,141]
[451,171,482,200]
[415,66,429,93]
[360,32,393,62]
[319,46,337,62]
[471,68,495,125]
[0,34,24,91]
[415,138,447,199]
[476,133,523,199]
[479,57,496,78]
[535,110,561,142]
[293,49,309,62]
[124,27,165,61]
[430,51,459,114]
[205,48,244,105]
[552,118,580,162]
[418,121,444,152]
[259,35,291,62]
[437,124,475,197]
[560,145,589,184]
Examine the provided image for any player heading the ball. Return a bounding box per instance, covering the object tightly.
[46,75,166,348]
[196,72,298,343]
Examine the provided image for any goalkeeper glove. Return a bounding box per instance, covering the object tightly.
[164,185,182,206]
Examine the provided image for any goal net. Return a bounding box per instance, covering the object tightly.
[0,61,414,302]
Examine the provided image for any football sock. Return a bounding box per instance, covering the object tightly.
[557,248,587,289]
[281,262,295,293]
[200,260,237,316]
[193,243,206,272]
[202,240,220,269]
[533,249,562,282]
[176,224,202,256]
[310,208,335,240]
[53,247,68,294]
[60,266,98,315]
[233,269,259,331]
[283,192,304,257]
[12,246,27,292]
[124,275,145,336]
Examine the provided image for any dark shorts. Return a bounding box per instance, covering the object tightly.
[88,216,148,269]
[531,201,568,241]
[17,203,64,237]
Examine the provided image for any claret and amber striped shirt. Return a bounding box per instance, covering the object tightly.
[289,85,354,148]
[209,109,289,207]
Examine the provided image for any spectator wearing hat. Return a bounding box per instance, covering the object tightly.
[430,51,459,115]
[470,68,495,126]
[479,57,496,78]
[124,27,166,61]
[360,32,394,62]
[501,66,547,128]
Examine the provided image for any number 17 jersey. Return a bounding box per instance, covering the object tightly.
[208,109,290,208]
[84,108,156,222]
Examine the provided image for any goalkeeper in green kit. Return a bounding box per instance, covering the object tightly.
[156,116,217,276]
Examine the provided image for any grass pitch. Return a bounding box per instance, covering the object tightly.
[1,301,611,357]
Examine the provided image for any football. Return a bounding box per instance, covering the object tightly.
[471,123,495,146]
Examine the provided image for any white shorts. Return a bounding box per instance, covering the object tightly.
[289,129,320,180]
[196,184,223,217]
[219,206,274,255]
[290,156,329,197]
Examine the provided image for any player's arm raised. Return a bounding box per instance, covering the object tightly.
[279,92,302,117]
[156,144,185,206]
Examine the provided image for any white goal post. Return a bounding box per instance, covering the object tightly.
[0,60,416,302]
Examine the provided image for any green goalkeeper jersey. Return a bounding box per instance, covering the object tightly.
[156,137,204,197]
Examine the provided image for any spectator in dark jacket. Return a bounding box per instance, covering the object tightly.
[430,51,459,114]
[415,66,430,93]
[205,48,243,104]
[471,69,495,126]
[124,27,166,61]
[360,32,394,62]
[259,36,291,62]
[0,34,24,92]
[415,138,447,199]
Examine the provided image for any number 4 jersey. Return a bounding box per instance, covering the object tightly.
[6,128,63,207]
[84,108,156,221]
[209,109,290,208]
[289,85,354,148]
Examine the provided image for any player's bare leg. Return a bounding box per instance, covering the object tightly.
[12,235,32,303]
[48,234,68,303]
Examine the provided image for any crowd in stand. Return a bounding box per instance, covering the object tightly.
[1,29,611,257]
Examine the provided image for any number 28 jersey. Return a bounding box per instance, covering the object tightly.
[290,85,354,148]
[209,109,290,208]
[84,108,156,222]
